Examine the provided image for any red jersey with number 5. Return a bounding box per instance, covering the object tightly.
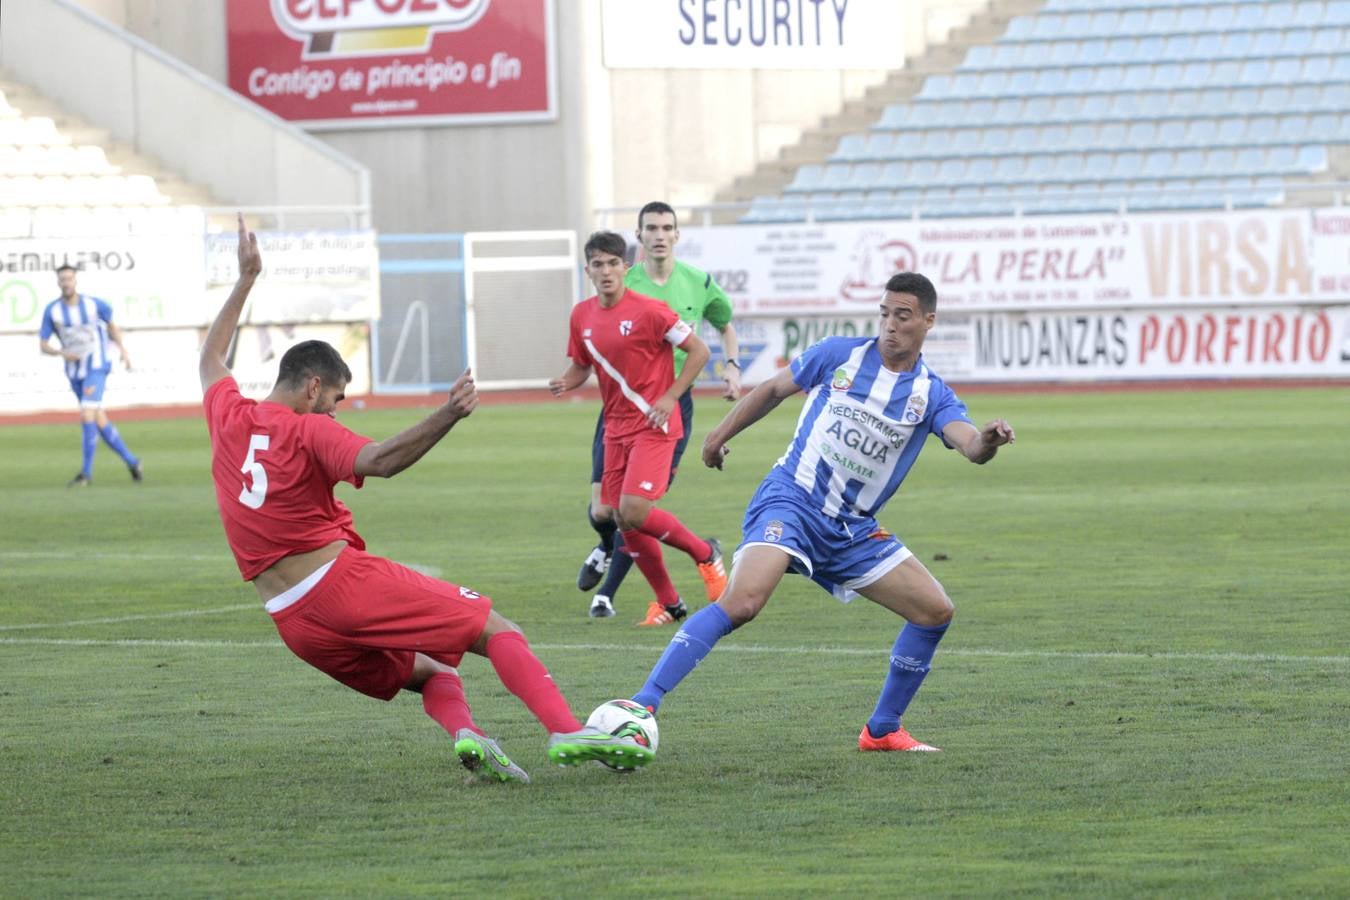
[204,377,373,580]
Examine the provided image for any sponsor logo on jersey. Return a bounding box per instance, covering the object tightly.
[639,480,653,491]
[620,320,633,336]
[764,520,784,543]
[903,393,927,424]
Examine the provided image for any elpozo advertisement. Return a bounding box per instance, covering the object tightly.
[227,0,557,128]
[680,208,1350,316]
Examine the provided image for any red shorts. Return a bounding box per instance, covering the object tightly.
[268,546,493,701]
[601,429,678,507]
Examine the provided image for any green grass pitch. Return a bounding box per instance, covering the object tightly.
[2,386,1348,896]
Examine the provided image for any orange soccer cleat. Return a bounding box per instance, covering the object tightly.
[858,725,941,753]
[696,537,728,601]
[636,600,687,627]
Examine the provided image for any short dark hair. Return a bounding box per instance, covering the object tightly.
[275,340,352,390]
[885,272,938,313]
[55,264,77,275]
[584,230,628,262]
[637,201,677,231]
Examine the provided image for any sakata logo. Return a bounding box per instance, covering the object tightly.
[619,320,634,336]
[639,480,654,491]
[458,586,482,600]
[831,368,853,391]
[272,0,492,58]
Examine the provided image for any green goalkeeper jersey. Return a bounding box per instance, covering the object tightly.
[624,259,733,377]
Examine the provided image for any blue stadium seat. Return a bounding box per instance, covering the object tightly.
[1296,144,1328,172]
[833,134,868,162]
[1214,117,1248,146]
[878,161,908,189]
[1328,0,1350,25]
[1293,1,1327,27]
[1311,26,1345,52]
[787,165,824,193]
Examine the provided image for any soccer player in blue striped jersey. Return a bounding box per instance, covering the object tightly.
[37,265,143,487]
[632,271,1015,753]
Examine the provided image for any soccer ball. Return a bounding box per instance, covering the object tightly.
[586,699,659,753]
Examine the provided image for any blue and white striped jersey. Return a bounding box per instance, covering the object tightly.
[39,295,114,380]
[764,336,974,523]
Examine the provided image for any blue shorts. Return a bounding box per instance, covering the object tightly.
[738,477,912,604]
[590,389,695,487]
[69,369,110,408]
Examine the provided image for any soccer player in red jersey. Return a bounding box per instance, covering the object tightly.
[549,231,728,626]
[201,215,651,783]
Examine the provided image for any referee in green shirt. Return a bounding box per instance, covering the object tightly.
[580,201,742,620]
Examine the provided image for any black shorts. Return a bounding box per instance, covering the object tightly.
[590,389,695,488]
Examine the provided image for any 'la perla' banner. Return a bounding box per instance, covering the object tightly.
[678,208,1350,316]
[600,0,903,69]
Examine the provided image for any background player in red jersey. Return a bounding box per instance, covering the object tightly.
[549,230,728,626]
[200,215,651,783]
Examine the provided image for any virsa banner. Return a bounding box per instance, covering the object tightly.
[680,208,1346,316]
[226,0,556,127]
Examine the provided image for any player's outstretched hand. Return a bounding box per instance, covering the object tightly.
[237,212,262,279]
[446,368,479,419]
[702,435,730,470]
[981,418,1016,447]
[547,377,567,397]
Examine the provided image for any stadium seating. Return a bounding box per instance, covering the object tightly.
[745,0,1348,222]
[0,86,195,236]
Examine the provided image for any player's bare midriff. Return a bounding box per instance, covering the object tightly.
[252,540,348,602]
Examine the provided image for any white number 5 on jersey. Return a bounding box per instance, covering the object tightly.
[238,433,270,509]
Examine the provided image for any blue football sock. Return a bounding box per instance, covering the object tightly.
[866,621,949,738]
[98,423,138,466]
[80,422,97,476]
[632,603,734,712]
[596,535,635,599]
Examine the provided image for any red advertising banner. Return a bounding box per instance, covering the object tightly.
[226,0,556,128]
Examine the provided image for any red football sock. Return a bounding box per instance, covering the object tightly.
[621,528,681,607]
[639,507,713,562]
[420,671,478,736]
[486,631,583,734]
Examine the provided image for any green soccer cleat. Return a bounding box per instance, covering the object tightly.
[454,729,531,784]
[547,726,655,771]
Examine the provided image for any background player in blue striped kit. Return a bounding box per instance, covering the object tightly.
[37,265,143,487]
[631,271,1015,752]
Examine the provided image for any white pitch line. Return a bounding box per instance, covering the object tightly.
[0,551,226,562]
[0,604,259,632]
[0,637,1346,666]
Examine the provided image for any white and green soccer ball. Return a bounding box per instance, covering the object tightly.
[586,699,659,753]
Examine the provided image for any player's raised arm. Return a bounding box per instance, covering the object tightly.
[199,213,262,393]
[942,418,1016,465]
[353,368,478,479]
[701,365,801,469]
